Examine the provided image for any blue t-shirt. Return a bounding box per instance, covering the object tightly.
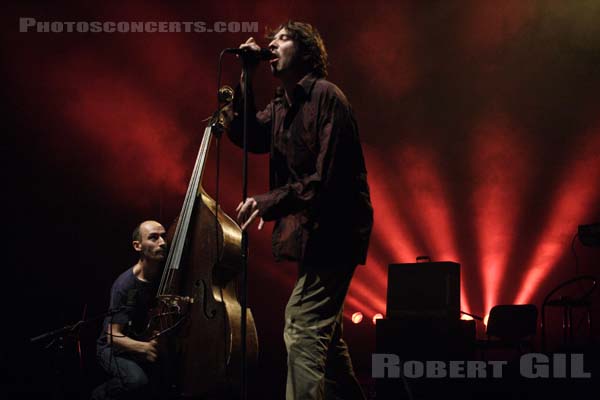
[97,267,157,354]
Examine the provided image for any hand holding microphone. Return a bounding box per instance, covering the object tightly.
[225,37,275,79]
[225,37,274,59]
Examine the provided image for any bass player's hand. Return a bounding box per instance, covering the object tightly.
[141,339,158,363]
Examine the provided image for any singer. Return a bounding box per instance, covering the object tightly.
[227,21,373,400]
[92,220,167,400]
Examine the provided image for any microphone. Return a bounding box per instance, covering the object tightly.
[223,47,276,61]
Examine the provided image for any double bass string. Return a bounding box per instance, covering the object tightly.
[158,126,213,296]
[162,131,208,293]
[158,130,203,295]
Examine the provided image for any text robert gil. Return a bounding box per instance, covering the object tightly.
[372,353,591,379]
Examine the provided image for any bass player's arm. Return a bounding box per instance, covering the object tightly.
[106,322,158,362]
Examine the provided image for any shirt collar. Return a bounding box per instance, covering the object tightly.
[280,73,319,108]
[297,73,318,97]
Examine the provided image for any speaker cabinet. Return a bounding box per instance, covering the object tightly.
[375,318,476,400]
[386,261,460,321]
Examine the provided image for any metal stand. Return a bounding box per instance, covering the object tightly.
[239,57,252,400]
[30,307,124,399]
[541,275,597,351]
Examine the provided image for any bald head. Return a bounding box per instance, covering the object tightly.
[133,220,163,241]
[132,220,167,262]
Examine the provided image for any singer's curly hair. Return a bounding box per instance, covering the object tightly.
[267,21,328,78]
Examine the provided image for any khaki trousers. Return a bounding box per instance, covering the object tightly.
[284,262,366,400]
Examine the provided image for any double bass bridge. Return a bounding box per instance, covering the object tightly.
[145,295,194,340]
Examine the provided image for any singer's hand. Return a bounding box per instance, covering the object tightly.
[236,197,264,231]
[239,37,260,78]
[239,37,261,52]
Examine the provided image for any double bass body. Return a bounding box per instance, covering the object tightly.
[153,99,258,398]
[174,188,258,398]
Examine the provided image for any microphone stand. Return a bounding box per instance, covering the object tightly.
[217,48,257,400]
[236,51,271,400]
[29,306,125,399]
[240,56,251,400]
[30,321,85,345]
[226,48,268,400]
[30,306,125,344]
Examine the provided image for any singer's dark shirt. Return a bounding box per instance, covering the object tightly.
[228,73,373,265]
[96,267,156,354]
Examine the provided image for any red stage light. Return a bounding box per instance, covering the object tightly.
[372,313,383,325]
[351,312,363,324]
[514,129,600,304]
[469,113,531,313]
[483,314,490,327]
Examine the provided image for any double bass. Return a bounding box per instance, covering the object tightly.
[144,87,258,398]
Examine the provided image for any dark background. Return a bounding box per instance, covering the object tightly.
[3,0,600,398]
